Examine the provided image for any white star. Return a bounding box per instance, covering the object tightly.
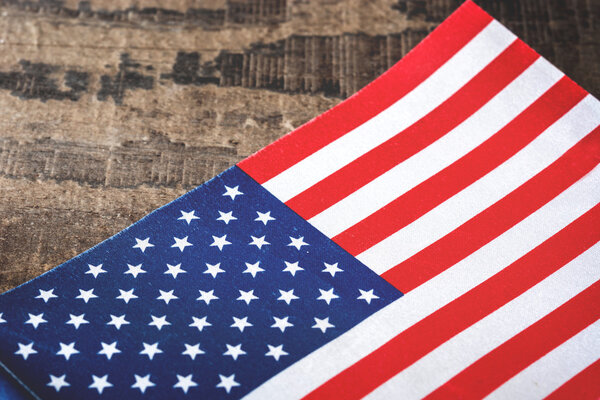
[140,342,163,360]
[116,289,138,303]
[189,316,212,332]
[149,315,171,330]
[15,342,37,360]
[164,263,187,279]
[172,236,193,252]
[174,374,198,394]
[223,185,243,200]
[265,344,289,361]
[282,261,304,276]
[0,313,5,323]
[182,343,205,360]
[237,289,259,305]
[25,313,47,329]
[357,289,380,304]
[89,375,112,394]
[217,210,237,224]
[35,288,58,303]
[216,374,240,394]
[277,289,299,305]
[157,289,178,304]
[249,235,270,249]
[124,263,146,278]
[57,342,79,360]
[322,262,343,277]
[98,341,121,360]
[210,234,231,251]
[47,374,70,392]
[223,344,246,360]
[178,210,200,225]
[66,313,89,329]
[107,314,130,330]
[288,236,309,250]
[76,288,98,303]
[317,288,340,305]
[255,211,275,225]
[243,261,265,278]
[204,263,225,279]
[271,316,293,333]
[133,237,154,253]
[231,316,252,332]
[196,290,219,305]
[132,374,155,394]
[85,264,107,278]
[312,317,335,333]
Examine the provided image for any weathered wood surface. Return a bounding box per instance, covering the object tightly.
[0,0,598,292]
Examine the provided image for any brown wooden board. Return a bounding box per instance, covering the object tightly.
[0,0,598,292]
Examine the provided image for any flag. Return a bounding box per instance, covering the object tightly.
[1,1,599,398]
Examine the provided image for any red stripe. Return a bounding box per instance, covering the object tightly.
[238,1,493,183]
[334,78,588,256]
[286,40,534,220]
[303,203,600,400]
[425,281,600,400]
[545,359,600,400]
[383,126,600,292]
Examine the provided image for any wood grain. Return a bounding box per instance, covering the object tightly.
[0,0,598,292]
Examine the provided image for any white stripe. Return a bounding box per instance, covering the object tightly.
[486,320,600,400]
[358,94,600,274]
[310,57,563,237]
[244,164,600,400]
[263,21,516,202]
[366,244,600,400]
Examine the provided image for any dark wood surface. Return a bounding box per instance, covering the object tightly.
[0,0,598,292]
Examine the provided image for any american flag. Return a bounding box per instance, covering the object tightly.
[1,1,599,398]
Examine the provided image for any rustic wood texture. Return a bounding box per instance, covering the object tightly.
[0,0,598,293]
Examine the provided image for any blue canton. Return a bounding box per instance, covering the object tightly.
[0,166,402,399]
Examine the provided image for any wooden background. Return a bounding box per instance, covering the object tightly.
[0,0,598,292]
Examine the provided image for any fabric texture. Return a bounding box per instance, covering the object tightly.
[1,1,599,398]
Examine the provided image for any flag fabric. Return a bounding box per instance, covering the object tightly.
[0,167,402,399]
[1,1,599,399]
